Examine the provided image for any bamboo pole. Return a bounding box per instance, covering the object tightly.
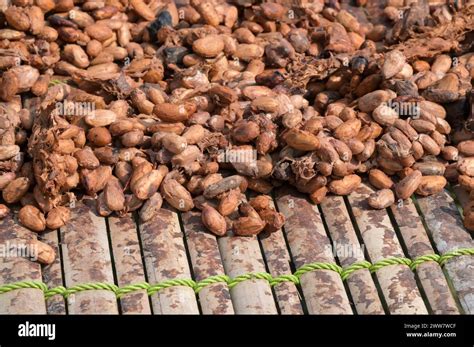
[218,232,278,314]
[258,228,304,314]
[108,214,151,314]
[41,229,66,314]
[416,191,474,314]
[320,195,385,314]
[138,206,199,314]
[60,200,118,314]
[348,183,428,314]
[181,211,234,315]
[390,198,459,314]
[0,213,46,314]
[256,196,303,315]
[276,187,352,314]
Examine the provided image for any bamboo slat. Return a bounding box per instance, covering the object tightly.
[258,228,304,314]
[108,215,151,314]
[61,201,118,314]
[218,233,278,314]
[139,207,199,314]
[452,185,469,207]
[41,229,66,314]
[256,196,303,315]
[181,211,234,315]
[0,213,46,314]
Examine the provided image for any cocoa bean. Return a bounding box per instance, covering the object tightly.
[19,205,46,232]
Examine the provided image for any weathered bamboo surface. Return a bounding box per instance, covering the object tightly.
[0,213,46,314]
[348,183,428,314]
[416,191,474,314]
[320,195,385,314]
[138,206,199,314]
[258,227,304,314]
[276,187,352,314]
[390,199,459,314]
[258,197,303,315]
[218,232,278,314]
[182,211,234,315]
[0,188,472,315]
[108,215,151,314]
[61,201,118,314]
[41,229,66,315]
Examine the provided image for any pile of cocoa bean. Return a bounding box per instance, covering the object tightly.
[0,0,473,264]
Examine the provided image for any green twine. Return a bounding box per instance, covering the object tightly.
[269,274,300,286]
[370,257,412,273]
[44,286,67,299]
[0,281,48,294]
[116,282,150,298]
[439,248,474,266]
[147,279,196,296]
[228,272,274,289]
[194,275,230,293]
[341,260,372,281]
[409,254,441,271]
[0,248,472,301]
[294,262,342,277]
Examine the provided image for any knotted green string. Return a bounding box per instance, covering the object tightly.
[0,248,472,300]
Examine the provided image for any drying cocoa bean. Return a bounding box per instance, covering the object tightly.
[18,205,46,232]
[0,0,470,242]
[202,204,227,236]
[395,170,422,200]
[368,189,395,209]
[46,206,71,230]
